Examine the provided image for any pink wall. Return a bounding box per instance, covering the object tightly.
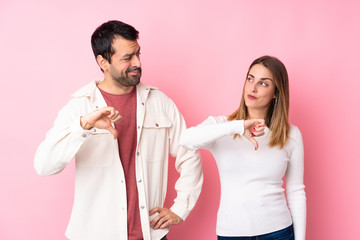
[1,0,359,239]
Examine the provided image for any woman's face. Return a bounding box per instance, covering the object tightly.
[244,64,276,113]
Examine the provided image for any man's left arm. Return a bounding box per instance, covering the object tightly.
[149,99,203,230]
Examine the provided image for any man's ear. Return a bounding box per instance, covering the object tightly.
[96,55,109,72]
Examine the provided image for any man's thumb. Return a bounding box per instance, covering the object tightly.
[107,126,118,139]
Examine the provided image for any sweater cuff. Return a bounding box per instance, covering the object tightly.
[227,120,244,135]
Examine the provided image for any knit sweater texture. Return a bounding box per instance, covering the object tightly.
[180,116,306,239]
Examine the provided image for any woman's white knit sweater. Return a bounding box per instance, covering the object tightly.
[180,116,306,239]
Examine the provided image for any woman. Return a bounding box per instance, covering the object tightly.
[180,56,306,240]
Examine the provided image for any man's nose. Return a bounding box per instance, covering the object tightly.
[131,55,141,68]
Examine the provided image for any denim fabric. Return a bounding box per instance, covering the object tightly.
[218,225,294,240]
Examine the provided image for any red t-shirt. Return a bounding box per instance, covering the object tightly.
[99,86,143,240]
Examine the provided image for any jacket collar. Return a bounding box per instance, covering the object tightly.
[71,80,158,99]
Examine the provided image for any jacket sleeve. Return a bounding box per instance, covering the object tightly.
[285,127,307,240]
[34,98,93,176]
[180,116,244,150]
[165,100,203,221]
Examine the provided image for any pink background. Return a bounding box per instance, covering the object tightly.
[1,0,359,239]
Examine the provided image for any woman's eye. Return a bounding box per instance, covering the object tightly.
[261,82,268,87]
[247,78,253,82]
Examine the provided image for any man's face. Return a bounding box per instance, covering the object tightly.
[108,37,142,87]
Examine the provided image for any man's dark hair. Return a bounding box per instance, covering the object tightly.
[91,20,139,64]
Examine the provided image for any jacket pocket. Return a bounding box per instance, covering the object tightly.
[143,115,172,128]
[76,129,115,167]
[141,115,171,162]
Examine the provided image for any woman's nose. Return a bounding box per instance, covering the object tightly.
[250,82,257,92]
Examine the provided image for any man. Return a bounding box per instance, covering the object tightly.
[34,20,203,240]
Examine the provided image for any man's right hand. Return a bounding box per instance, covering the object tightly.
[80,107,122,139]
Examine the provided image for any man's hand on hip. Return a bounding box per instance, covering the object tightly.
[149,207,183,230]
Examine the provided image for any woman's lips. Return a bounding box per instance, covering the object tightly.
[247,94,257,100]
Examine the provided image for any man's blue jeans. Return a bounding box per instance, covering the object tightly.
[218,224,294,240]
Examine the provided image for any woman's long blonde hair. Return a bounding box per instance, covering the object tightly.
[228,55,290,148]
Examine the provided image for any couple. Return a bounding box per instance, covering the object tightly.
[34,20,306,240]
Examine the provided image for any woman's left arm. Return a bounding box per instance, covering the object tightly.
[285,127,306,240]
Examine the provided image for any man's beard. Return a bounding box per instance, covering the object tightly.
[113,67,142,87]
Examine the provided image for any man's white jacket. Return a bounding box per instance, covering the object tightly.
[34,81,203,240]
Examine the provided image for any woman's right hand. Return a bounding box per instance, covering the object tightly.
[243,119,265,150]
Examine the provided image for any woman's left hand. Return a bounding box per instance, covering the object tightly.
[243,119,266,150]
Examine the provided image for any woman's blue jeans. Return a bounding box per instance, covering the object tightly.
[218,224,294,240]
